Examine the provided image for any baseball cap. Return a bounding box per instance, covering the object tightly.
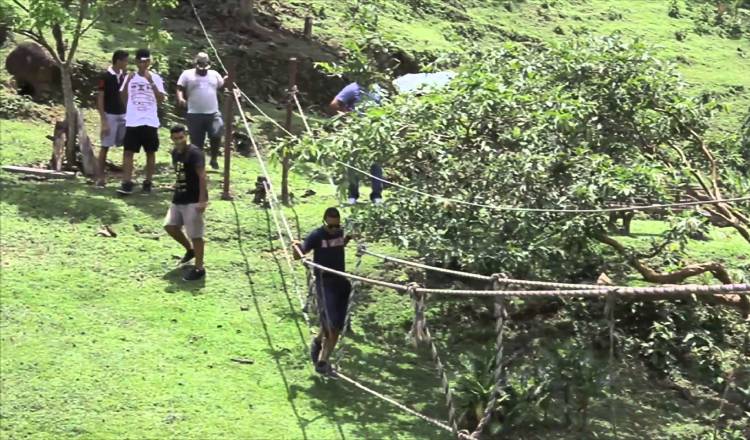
[194,52,211,67]
[135,48,151,61]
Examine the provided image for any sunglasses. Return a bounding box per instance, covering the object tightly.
[324,222,341,229]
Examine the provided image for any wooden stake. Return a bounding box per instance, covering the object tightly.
[281,57,298,206]
[304,16,313,39]
[221,64,236,201]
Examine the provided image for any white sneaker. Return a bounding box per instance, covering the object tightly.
[372,198,383,205]
[347,198,357,205]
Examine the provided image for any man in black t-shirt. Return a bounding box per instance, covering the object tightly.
[294,207,355,377]
[95,50,128,187]
[163,125,208,281]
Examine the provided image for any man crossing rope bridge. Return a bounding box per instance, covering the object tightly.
[293,207,356,377]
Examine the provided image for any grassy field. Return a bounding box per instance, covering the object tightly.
[0,118,452,439]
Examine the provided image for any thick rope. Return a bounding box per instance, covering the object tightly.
[470,274,508,439]
[407,284,471,439]
[336,372,454,433]
[305,255,750,297]
[417,283,750,297]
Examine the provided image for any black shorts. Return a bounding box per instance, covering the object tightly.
[123,126,159,153]
[315,275,352,332]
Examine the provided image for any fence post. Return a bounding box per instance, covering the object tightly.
[221,63,236,201]
[281,57,298,206]
[304,16,313,39]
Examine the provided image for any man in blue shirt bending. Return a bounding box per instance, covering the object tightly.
[294,207,354,377]
[330,82,385,205]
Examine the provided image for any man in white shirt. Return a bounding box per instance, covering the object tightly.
[176,52,226,170]
[117,48,166,195]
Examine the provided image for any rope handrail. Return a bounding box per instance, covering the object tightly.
[360,245,625,290]
[303,259,408,292]
[303,255,748,297]
[419,283,750,297]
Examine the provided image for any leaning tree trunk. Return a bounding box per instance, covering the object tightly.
[58,63,95,176]
[60,63,78,167]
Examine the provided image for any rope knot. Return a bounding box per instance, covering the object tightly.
[458,430,475,440]
[356,242,367,258]
[407,283,427,345]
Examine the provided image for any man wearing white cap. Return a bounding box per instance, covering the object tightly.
[176,52,227,170]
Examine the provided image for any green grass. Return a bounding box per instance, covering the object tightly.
[0,118,451,439]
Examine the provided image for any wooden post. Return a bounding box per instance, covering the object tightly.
[221,64,236,201]
[303,16,313,39]
[281,57,298,206]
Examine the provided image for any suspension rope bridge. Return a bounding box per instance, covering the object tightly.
[187,2,750,437]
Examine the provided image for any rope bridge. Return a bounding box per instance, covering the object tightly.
[186,3,750,437]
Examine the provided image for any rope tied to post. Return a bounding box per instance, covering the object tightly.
[604,289,619,437]
[408,282,427,345]
[470,274,509,439]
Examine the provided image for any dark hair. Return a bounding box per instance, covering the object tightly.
[323,207,340,219]
[170,125,187,134]
[112,50,129,65]
[135,48,151,60]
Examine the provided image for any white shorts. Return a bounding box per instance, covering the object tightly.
[164,203,205,239]
[101,113,127,147]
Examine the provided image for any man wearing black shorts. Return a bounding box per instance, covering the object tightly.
[294,207,354,377]
[117,48,166,195]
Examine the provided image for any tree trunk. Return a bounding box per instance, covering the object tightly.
[239,0,257,26]
[60,64,78,168]
[76,109,96,176]
[594,233,749,315]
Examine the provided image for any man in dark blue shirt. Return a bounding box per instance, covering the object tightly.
[294,207,354,376]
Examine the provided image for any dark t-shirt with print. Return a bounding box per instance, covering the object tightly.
[302,226,346,277]
[98,68,126,115]
[171,144,205,204]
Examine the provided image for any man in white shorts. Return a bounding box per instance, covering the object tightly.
[95,50,128,187]
[176,52,226,170]
[164,125,208,281]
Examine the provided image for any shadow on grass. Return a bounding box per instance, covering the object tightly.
[161,265,206,294]
[0,177,123,224]
[231,200,314,440]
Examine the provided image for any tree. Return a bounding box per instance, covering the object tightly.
[239,0,256,27]
[6,0,176,173]
[301,36,749,302]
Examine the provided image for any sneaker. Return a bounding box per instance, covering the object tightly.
[183,267,206,281]
[347,198,357,205]
[372,198,383,205]
[117,181,134,195]
[210,159,219,170]
[310,337,322,365]
[315,361,337,378]
[179,249,195,264]
[142,180,152,194]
